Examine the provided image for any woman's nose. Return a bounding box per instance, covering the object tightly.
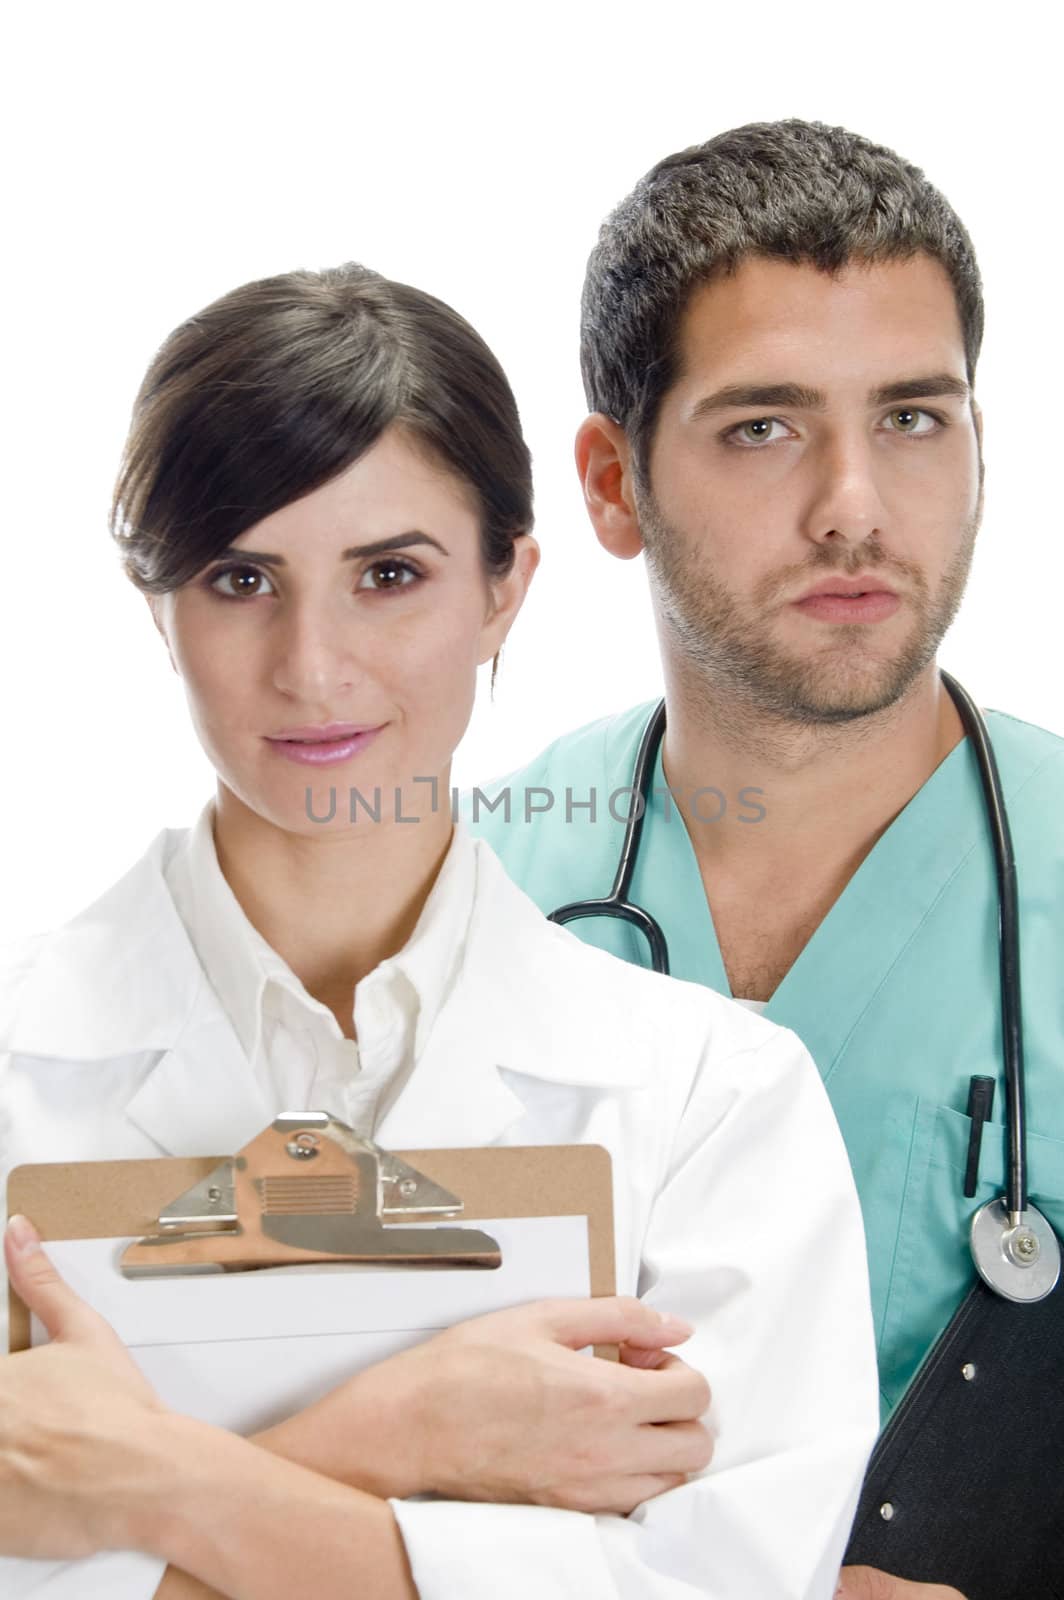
[269,599,368,703]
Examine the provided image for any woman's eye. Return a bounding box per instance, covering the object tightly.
[209,565,275,599]
[884,407,939,436]
[357,559,420,592]
[726,417,789,447]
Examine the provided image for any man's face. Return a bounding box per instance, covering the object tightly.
[639,253,983,722]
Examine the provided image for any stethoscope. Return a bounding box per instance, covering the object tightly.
[548,671,1061,1304]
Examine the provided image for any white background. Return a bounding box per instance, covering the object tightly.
[2,2,1060,938]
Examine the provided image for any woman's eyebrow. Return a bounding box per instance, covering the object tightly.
[218,531,450,567]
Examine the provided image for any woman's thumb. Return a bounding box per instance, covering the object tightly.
[5,1213,102,1343]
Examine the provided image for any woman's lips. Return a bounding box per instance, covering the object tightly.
[265,727,384,766]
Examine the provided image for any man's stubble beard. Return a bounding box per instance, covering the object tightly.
[638,491,981,727]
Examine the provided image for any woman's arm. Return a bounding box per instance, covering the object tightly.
[386,1021,880,1600]
[151,1420,416,1600]
[154,1574,219,1599]
[146,1297,712,1600]
[1,1218,708,1600]
[1,1017,878,1599]
[1,1216,415,1600]
[248,1294,707,1508]
[149,1021,880,1600]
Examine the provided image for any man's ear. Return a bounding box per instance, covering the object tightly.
[971,398,985,507]
[145,594,179,676]
[575,413,645,560]
[477,534,541,665]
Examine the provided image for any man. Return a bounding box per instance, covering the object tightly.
[469,120,1064,1600]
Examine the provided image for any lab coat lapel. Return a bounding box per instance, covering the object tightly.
[375,843,653,1150]
[2,828,200,1060]
[122,1009,273,1157]
[3,824,272,1159]
[373,1024,529,1150]
[373,940,534,1150]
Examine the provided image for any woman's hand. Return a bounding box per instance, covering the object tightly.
[256,1294,713,1513]
[837,1568,968,1599]
[0,1215,414,1600]
[0,1213,175,1559]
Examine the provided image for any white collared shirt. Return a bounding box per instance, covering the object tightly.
[162,800,476,1137]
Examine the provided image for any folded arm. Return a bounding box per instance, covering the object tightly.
[1,1020,879,1599]
[383,1022,880,1599]
[0,1222,707,1600]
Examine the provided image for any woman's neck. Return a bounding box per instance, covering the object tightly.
[210,782,456,1017]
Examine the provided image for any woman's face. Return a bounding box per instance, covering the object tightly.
[149,426,537,835]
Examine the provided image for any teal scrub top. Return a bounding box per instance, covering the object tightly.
[467,701,1064,1421]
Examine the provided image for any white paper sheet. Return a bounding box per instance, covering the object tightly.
[2,1217,591,1596]
[30,1216,591,1433]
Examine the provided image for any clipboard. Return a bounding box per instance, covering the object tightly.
[7,1125,616,1370]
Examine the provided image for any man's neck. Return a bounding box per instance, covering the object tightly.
[661,661,965,1000]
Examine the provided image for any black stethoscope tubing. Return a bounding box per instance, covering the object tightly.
[548,697,670,976]
[547,671,1054,1293]
[939,670,1027,1221]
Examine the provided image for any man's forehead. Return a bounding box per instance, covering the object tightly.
[671,253,967,395]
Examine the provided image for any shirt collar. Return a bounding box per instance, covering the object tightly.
[163,800,478,1064]
[3,820,659,1093]
[373,819,479,1058]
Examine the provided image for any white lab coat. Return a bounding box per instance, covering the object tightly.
[0,824,878,1600]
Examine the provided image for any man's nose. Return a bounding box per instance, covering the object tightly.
[798,430,889,551]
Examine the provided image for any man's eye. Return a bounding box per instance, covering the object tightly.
[356,559,420,591]
[884,407,939,435]
[209,565,275,599]
[726,418,788,446]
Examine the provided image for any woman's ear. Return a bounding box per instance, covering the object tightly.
[477,535,540,665]
[575,414,645,560]
[145,594,179,676]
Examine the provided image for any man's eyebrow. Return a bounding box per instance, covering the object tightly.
[215,531,450,567]
[691,383,825,418]
[690,374,971,421]
[870,375,970,405]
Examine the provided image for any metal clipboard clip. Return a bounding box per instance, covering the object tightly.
[120,1111,502,1276]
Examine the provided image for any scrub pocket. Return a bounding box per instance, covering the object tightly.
[878,1098,1064,1417]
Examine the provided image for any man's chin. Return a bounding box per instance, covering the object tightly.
[768,662,929,724]
[733,637,936,724]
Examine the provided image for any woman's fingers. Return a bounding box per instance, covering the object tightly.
[550,1471,692,1515]
[636,1418,715,1475]
[4,1214,108,1345]
[534,1295,694,1352]
[626,1354,712,1424]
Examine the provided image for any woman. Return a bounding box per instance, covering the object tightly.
[0,263,877,1599]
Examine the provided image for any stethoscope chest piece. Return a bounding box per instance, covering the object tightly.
[970,1197,1062,1303]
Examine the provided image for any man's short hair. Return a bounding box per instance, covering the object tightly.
[580,118,983,479]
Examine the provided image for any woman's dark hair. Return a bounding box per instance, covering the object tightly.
[111,263,534,593]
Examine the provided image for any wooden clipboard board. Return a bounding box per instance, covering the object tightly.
[8,1143,616,1354]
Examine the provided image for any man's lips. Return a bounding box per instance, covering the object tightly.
[791,576,900,624]
[794,575,898,602]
